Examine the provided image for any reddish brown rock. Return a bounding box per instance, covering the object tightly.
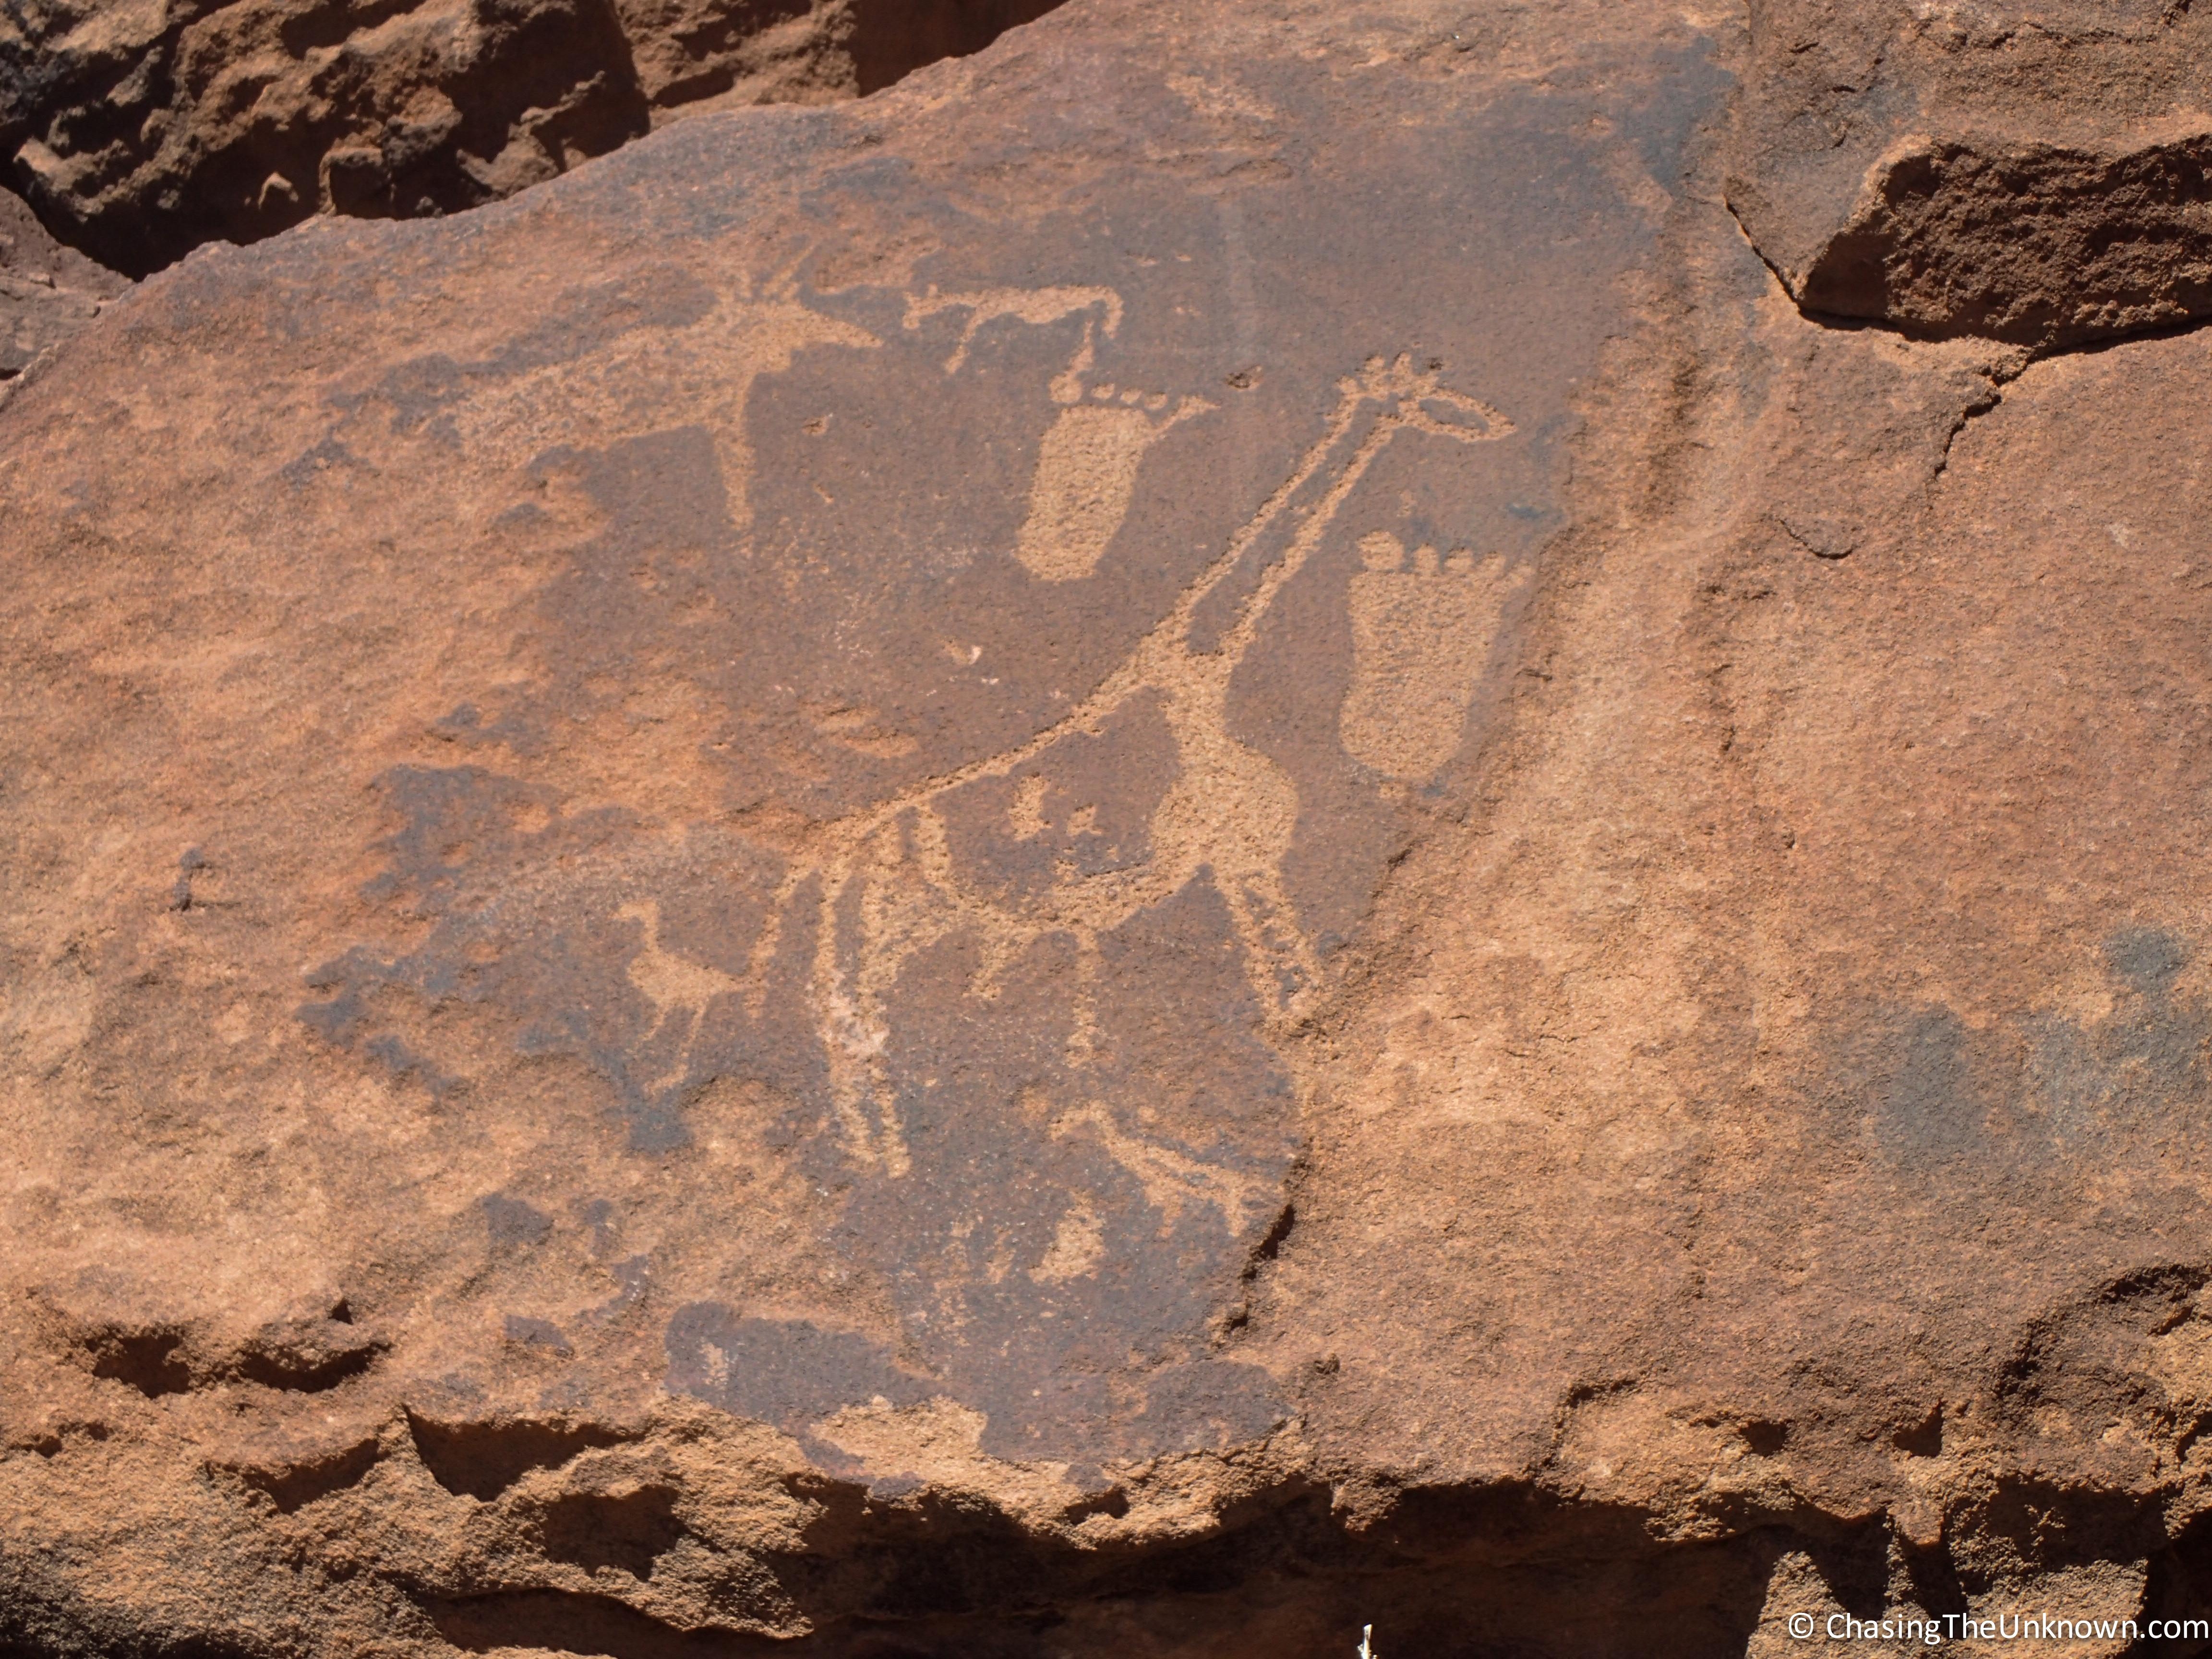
[10,0,2212,1654]
[1726,0,2212,350]
[0,0,1062,276]
[0,185,124,391]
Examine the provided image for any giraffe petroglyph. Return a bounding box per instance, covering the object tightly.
[709,349,1517,1179]
[351,271,1515,1210]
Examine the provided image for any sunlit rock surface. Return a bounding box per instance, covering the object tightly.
[10,0,2212,1652]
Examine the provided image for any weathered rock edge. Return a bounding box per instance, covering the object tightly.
[0,0,1064,276]
[0,184,124,397]
[1726,0,2212,354]
[3,1391,2206,1659]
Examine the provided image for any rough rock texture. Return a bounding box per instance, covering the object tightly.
[10,0,2212,1654]
[0,185,124,392]
[1726,0,2212,350]
[0,0,1063,276]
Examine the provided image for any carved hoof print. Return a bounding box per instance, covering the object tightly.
[1341,530,1527,782]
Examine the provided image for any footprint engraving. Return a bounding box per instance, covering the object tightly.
[1340,531,1530,781]
[1016,337,1213,582]
[904,289,1214,583]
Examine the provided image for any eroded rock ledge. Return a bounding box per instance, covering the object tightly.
[0,0,1064,276]
[12,1317,2212,1656]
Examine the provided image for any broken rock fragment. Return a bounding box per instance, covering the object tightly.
[0,0,1066,276]
[0,185,124,393]
[1728,0,2212,351]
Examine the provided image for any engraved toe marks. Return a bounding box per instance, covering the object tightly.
[1342,530,1534,782]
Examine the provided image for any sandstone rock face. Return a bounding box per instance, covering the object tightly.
[1727,0,2212,350]
[0,185,124,391]
[0,0,1061,275]
[10,0,2212,1654]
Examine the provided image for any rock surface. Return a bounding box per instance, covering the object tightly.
[10,0,2212,1654]
[0,185,125,392]
[1727,0,2212,350]
[0,0,1062,276]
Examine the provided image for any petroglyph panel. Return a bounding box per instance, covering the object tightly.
[40,5,2212,1646]
[293,185,1575,1449]
[0,29,1707,1486]
[299,314,1539,1451]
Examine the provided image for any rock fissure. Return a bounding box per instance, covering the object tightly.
[1928,374,2005,483]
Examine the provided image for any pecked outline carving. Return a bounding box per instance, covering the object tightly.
[332,277,1519,1205]
[669,348,1518,1178]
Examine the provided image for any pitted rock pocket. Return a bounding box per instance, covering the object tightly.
[227,1300,390,1391]
[526,1480,687,1579]
[71,1318,197,1398]
[41,1288,387,1397]
[406,1408,640,1501]
[215,1433,383,1515]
